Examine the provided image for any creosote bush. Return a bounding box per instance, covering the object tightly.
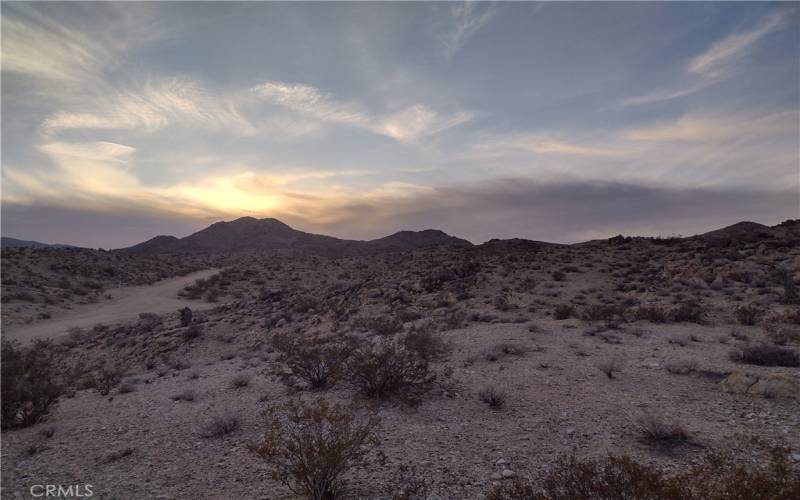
[1,340,63,429]
[730,344,800,367]
[486,445,799,500]
[251,399,382,500]
[346,337,438,404]
[275,333,354,390]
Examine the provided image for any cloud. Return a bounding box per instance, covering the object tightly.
[41,79,255,135]
[621,8,792,106]
[3,178,794,247]
[297,179,797,244]
[688,9,790,79]
[252,80,471,142]
[442,2,496,58]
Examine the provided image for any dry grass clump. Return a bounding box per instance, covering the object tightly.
[553,304,574,320]
[251,399,382,500]
[230,372,252,388]
[171,389,196,402]
[636,413,689,447]
[734,304,764,326]
[202,415,240,438]
[666,358,699,375]
[402,327,450,361]
[729,345,800,367]
[478,386,507,409]
[1,340,63,429]
[596,357,623,379]
[485,446,799,499]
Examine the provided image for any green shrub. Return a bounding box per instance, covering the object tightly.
[1,340,63,429]
[252,399,382,500]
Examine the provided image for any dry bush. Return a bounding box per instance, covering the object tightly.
[95,365,124,396]
[478,386,507,409]
[1,340,63,429]
[171,389,196,402]
[485,447,800,500]
[484,342,527,362]
[734,304,764,326]
[553,304,574,320]
[402,327,450,361]
[351,315,403,336]
[670,300,705,323]
[251,399,382,500]
[637,413,689,447]
[346,338,438,404]
[202,415,240,438]
[666,358,699,375]
[581,304,625,322]
[596,357,623,379]
[231,373,252,389]
[275,334,354,390]
[632,305,669,323]
[730,345,800,367]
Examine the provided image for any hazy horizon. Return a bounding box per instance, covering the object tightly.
[2,2,798,248]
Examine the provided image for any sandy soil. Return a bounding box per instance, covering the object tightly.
[2,269,220,344]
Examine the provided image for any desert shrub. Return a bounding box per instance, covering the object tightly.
[632,305,669,323]
[118,382,136,394]
[251,399,382,500]
[494,292,515,311]
[231,373,251,388]
[350,315,403,336]
[666,358,698,374]
[734,304,764,326]
[346,338,437,403]
[774,267,799,304]
[553,304,574,320]
[275,334,353,390]
[488,446,800,500]
[596,358,623,379]
[478,386,507,409]
[202,415,240,438]
[670,300,705,323]
[171,389,196,402]
[1,340,63,429]
[730,345,800,367]
[637,413,689,447]
[402,328,450,361]
[96,365,124,395]
[182,323,203,342]
[581,304,625,322]
[179,306,193,327]
[484,342,527,362]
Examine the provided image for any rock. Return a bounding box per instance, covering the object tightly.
[495,458,506,465]
[790,452,800,462]
[501,469,516,479]
[490,472,502,480]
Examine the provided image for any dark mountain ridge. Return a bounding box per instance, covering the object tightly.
[123,217,472,255]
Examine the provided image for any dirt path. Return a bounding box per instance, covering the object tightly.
[2,269,222,343]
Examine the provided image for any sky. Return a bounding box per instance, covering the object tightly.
[1,1,798,248]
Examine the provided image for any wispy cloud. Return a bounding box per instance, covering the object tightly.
[252,80,471,142]
[42,79,255,135]
[442,2,496,59]
[621,8,792,106]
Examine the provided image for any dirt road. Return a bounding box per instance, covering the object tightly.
[2,269,221,343]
